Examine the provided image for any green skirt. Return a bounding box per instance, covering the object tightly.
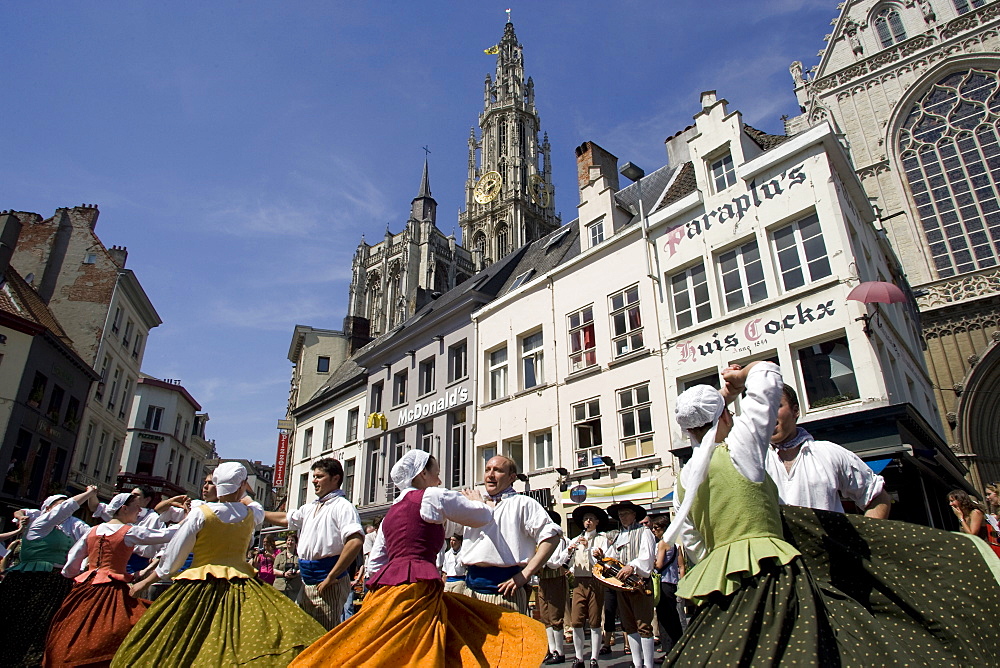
[110,577,325,667]
[666,507,1000,666]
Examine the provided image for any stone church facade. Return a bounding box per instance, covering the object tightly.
[787,0,1000,488]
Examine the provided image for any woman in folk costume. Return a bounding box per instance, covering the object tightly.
[291,449,548,668]
[43,492,176,667]
[662,361,1000,666]
[0,485,99,667]
[111,462,324,667]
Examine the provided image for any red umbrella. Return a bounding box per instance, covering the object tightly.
[846,281,907,304]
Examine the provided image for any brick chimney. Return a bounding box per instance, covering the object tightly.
[0,211,23,276]
[575,141,620,194]
[108,245,128,268]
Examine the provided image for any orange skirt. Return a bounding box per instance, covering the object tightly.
[43,578,150,667]
[291,580,546,668]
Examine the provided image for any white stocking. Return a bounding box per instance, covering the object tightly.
[589,627,602,661]
[641,636,656,668]
[627,633,643,668]
[553,627,565,656]
[572,628,585,660]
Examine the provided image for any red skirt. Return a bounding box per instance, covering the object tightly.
[43,576,151,667]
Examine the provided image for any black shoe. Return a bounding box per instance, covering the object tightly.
[543,652,553,663]
[589,661,600,668]
[544,654,565,665]
[571,661,584,668]
[599,645,611,656]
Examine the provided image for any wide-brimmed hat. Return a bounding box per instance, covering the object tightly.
[547,509,563,527]
[571,505,612,532]
[606,500,647,523]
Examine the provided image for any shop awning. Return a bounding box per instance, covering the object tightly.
[560,476,663,508]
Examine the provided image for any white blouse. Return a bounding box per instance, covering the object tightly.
[62,522,176,579]
[22,499,89,542]
[367,487,493,577]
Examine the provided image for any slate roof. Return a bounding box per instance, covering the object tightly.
[2,266,73,345]
[654,161,697,212]
[304,355,366,406]
[496,221,582,296]
[352,242,533,362]
[743,125,791,151]
[613,163,677,221]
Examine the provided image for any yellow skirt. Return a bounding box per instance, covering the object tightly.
[291,580,546,668]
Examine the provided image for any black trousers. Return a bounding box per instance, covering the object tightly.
[655,581,684,651]
[602,585,618,636]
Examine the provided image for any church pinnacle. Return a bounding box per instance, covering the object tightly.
[459,20,560,268]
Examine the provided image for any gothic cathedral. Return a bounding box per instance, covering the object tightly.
[459,21,560,266]
[346,20,559,338]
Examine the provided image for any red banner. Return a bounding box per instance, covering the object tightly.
[274,432,289,488]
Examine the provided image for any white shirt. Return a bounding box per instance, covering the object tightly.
[62,522,176,578]
[22,499,90,543]
[567,530,609,578]
[155,501,264,577]
[677,362,783,563]
[606,524,656,578]
[367,486,493,577]
[439,548,466,578]
[460,489,562,568]
[287,490,363,562]
[765,438,885,513]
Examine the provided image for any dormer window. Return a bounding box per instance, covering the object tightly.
[710,153,736,192]
[873,6,906,48]
[587,220,605,248]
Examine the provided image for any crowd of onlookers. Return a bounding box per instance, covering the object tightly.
[948,482,1000,557]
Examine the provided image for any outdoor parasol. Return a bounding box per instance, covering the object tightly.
[847,281,907,336]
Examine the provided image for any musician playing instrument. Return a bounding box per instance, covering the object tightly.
[567,505,611,668]
[594,500,656,668]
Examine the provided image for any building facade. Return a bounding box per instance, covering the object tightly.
[459,21,560,266]
[9,205,161,499]
[118,375,214,499]
[1,214,99,516]
[788,0,1000,488]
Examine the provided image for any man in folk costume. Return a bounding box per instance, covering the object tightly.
[537,510,570,665]
[460,455,562,614]
[265,457,364,630]
[567,505,611,668]
[438,533,467,594]
[595,500,656,668]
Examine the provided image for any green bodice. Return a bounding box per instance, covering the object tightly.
[9,525,75,572]
[676,444,800,604]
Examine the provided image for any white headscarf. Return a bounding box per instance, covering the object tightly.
[213,462,247,496]
[105,492,133,518]
[661,385,726,547]
[390,449,430,492]
[42,494,68,511]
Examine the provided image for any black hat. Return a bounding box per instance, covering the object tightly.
[571,505,612,532]
[606,500,647,523]
[547,509,563,526]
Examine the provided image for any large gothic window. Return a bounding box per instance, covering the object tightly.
[496,224,509,258]
[873,6,906,48]
[473,232,490,265]
[366,273,381,332]
[498,119,508,157]
[898,68,1000,278]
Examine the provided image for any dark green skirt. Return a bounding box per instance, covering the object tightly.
[110,577,325,667]
[0,570,73,667]
[666,507,1000,667]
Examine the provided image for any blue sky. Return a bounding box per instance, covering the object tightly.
[2,1,836,464]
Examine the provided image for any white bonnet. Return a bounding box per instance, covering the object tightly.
[675,385,725,430]
[213,462,248,496]
[42,494,68,510]
[106,492,133,518]
[390,449,430,491]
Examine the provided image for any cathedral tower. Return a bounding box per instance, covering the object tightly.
[459,21,560,267]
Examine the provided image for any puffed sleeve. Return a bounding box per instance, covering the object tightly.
[366,526,387,578]
[520,497,562,545]
[831,444,886,508]
[728,362,783,483]
[155,510,204,578]
[422,488,493,528]
[61,533,89,579]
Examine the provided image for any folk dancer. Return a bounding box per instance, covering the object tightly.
[113,462,324,666]
[567,505,611,668]
[595,500,656,668]
[766,384,892,518]
[43,492,176,667]
[438,533,467,594]
[537,510,570,665]
[291,450,547,667]
[264,457,364,630]
[460,456,562,614]
[0,485,98,667]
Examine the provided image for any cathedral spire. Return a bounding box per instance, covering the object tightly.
[417,156,431,199]
[411,157,437,223]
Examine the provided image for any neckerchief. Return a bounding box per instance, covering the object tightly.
[312,489,345,516]
[487,486,518,503]
[772,426,812,452]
